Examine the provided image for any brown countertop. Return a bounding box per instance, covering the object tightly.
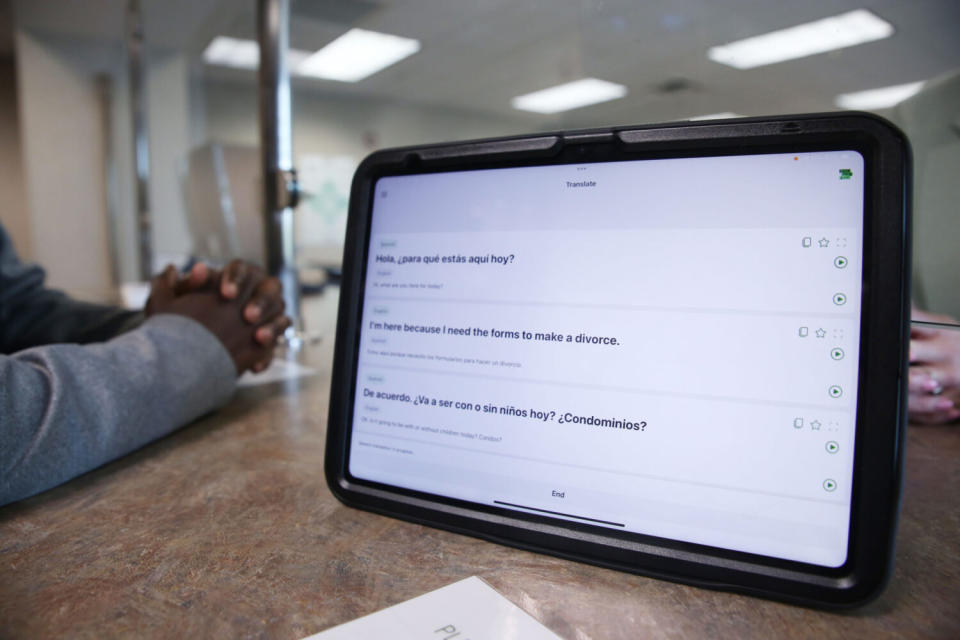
[2,297,958,638]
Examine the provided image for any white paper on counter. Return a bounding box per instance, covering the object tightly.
[302,576,563,640]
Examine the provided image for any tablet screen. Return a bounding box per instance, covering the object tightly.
[348,150,864,568]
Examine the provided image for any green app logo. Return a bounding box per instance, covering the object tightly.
[839,168,853,180]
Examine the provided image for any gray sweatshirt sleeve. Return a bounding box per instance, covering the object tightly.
[0,314,237,506]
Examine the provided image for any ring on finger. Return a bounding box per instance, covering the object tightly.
[929,374,944,395]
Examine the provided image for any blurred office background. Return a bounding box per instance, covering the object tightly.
[0,0,957,314]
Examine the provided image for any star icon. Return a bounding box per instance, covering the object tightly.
[810,420,822,430]
[818,237,830,248]
[815,328,826,338]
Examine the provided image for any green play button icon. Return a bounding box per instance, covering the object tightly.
[825,441,839,454]
[834,256,848,269]
[823,479,837,492]
[831,348,845,360]
[829,385,843,398]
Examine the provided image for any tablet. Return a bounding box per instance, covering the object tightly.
[325,113,911,608]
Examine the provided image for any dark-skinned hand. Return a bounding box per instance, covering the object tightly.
[171,260,290,351]
[168,259,290,368]
[145,264,292,375]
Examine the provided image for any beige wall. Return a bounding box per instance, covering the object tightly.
[15,30,113,301]
[0,57,29,259]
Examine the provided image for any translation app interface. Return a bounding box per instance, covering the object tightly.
[349,151,864,567]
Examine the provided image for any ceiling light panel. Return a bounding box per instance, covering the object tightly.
[835,80,925,110]
[202,36,261,70]
[296,28,421,82]
[511,78,628,114]
[708,9,894,69]
[202,36,312,71]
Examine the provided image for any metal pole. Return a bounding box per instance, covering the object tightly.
[126,0,153,280]
[257,0,302,335]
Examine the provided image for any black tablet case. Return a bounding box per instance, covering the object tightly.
[325,113,911,608]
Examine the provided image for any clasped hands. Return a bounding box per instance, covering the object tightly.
[909,309,960,424]
[145,260,292,375]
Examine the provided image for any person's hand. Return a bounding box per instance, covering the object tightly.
[909,308,960,424]
[145,265,291,375]
[170,260,290,349]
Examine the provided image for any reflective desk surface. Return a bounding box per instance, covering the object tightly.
[1,293,958,639]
